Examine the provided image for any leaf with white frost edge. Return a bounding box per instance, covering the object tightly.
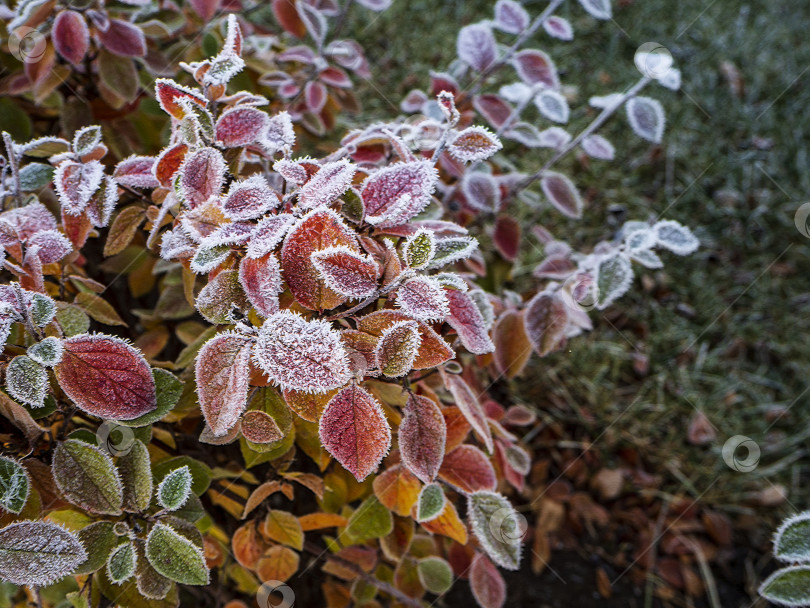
[403,228,436,270]
[428,236,478,269]
[157,465,193,511]
[246,214,296,259]
[577,0,611,20]
[311,246,378,299]
[416,483,446,522]
[595,252,633,310]
[145,523,209,585]
[759,565,810,607]
[375,320,421,377]
[581,134,615,161]
[626,96,665,144]
[107,541,137,584]
[448,127,503,163]
[653,220,699,255]
[534,89,570,124]
[0,456,30,514]
[467,491,522,570]
[52,439,124,515]
[6,355,47,408]
[394,276,449,323]
[0,521,87,587]
[774,512,810,562]
[27,337,64,367]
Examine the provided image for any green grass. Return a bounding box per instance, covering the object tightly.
[350,0,810,558]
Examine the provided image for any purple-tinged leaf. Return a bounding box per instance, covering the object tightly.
[246,214,296,259]
[196,332,253,437]
[457,24,496,72]
[114,156,159,189]
[581,134,615,160]
[298,159,355,210]
[98,19,146,57]
[54,160,104,215]
[263,111,296,154]
[578,0,612,20]
[626,96,665,143]
[524,291,568,356]
[401,89,428,113]
[28,229,72,264]
[493,215,520,261]
[443,372,494,453]
[222,175,279,221]
[361,160,438,228]
[462,172,501,213]
[239,253,283,317]
[541,171,583,218]
[304,80,327,113]
[445,288,495,355]
[493,0,530,34]
[469,552,507,607]
[512,49,559,89]
[297,3,328,47]
[311,245,378,299]
[473,94,513,129]
[180,147,225,207]
[544,15,574,40]
[188,0,220,21]
[399,394,446,483]
[394,276,449,323]
[53,10,89,66]
[448,127,503,163]
[215,106,270,149]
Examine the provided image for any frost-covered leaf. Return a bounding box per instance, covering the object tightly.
[462,172,501,213]
[443,372,494,453]
[157,465,192,511]
[589,93,624,109]
[54,160,104,215]
[534,89,570,123]
[445,288,495,355]
[653,220,699,255]
[0,521,87,587]
[448,127,503,163]
[254,310,350,393]
[375,320,421,377]
[156,79,208,121]
[18,162,54,191]
[55,334,156,420]
[416,482,446,522]
[52,439,124,515]
[195,269,249,324]
[221,176,278,222]
[215,106,269,148]
[319,383,391,482]
[626,96,665,144]
[596,252,633,309]
[311,246,378,299]
[281,208,358,310]
[659,68,682,91]
[145,523,209,585]
[774,512,810,562]
[400,394,446,484]
[759,566,810,608]
[577,0,612,19]
[541,171,583,218]
[247,214,295,259]
[53,10,90,65]
[107,541,137,584]
[179,147,225,207]
[470,553,507,608]
[6,355,47,408]
[189,244,229,274]
[394,276,449,323]
[154,143,188,187]
[196,332,253,437]
[524,291,568,356]
[493,0,530,34]
[0,456,29,514]
[582,134,615,160]
[372,464,421,517]
[27,336,63,367]
[512,49,559,89]
[28,229,72,264]
[439,444,496,493]
[429,236,478,269]
[357,311,454,370]
[113,156,159,189]
[298,159,355,210]
[544,15,574,40]
[240,254,283,317]
[297,2,328,47]
[241,410,283,444]
[264,111,296,154]
[457,24,496,72]
[362,160,438,228]
[536,126,572,148]
[117,439,152,512]
[404,228,435,269]
[630,248,663,269]
[200,221,255,248]
[468,491,522,570]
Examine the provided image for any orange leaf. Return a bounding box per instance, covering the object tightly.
[372,464,421,517]
[299,512,349,532]
[438,445,496,493]
[256,545,299,583]
[420,501,468,545]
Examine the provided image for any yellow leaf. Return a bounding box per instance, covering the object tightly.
[263,509,304,550]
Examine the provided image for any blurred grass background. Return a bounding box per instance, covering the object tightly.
[346,0,810,604]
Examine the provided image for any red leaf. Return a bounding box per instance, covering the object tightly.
[239,253,282,317]
[445,288,494,355]
[154,143,188,187]
[272,0,307,37]
[448,127,502,163]
[470,553,506,608]
[180,147,225,207]
[442,372,494,453]
[304,81,327,113]
[311,246,378,299]
[97,19,146,57]
[55,334,156,420]
[439,445,496,493]
[319,66,351,89]
[189,0,221,22]
[155,79,207,120]
[215,107,270,148]
[52,11,89,66]
[241,410,283,444]
[1,202,57,242]
[319,383,391,482]
[28,229,72,264]
[394,276,448,323]
[61,208,92,249]
[512,49,559,89]
[462,172,500,212]
[523,291,568,357]
[473,94,514,129]
[54,160,104,215]
[361,160,438,228]
[222,175,279,221]
[541,171,583,218]
[195,332,253,436]
[493,215,520,261]
[298,159,355,210]
[280,209,358,310]
[114,156,159,189]
[399,394,446,483]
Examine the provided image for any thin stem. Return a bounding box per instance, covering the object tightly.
[3,132,22,208]
[512,75,652,196]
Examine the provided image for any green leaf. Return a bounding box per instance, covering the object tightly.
[20,136,70,158]
[775,512,810,562]
[107,541,137,584]
[759,566,810,607]
[117,439,153,513]
[18,163,54,191]
[416,482,445,523]
[52,439,124,515]
[152,456,211,496]
[417,556,453,594]
[0,456,29,514]
[404,229,436,269]
[55,303,91,336]
[30,293,56,327]
[157,465,192,511]
[145,523,209,586]
[98,49,138,104]
[195,269,248,325]
[6,355,47,408]
[0,521,86,586]
[342,495,393,545]
[467,490,522,571]
[28,336,64,367]
[75,521,117,574]
[118,369,183,428]
[596,252,633,310]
